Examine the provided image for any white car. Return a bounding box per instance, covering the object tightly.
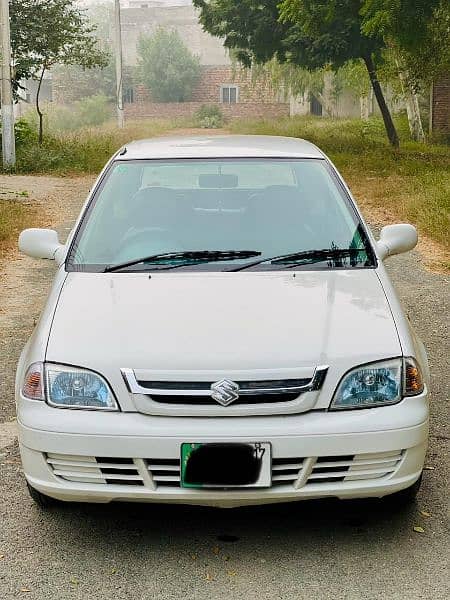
[16,135,429,509]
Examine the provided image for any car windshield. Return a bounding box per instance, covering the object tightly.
[67,158,375,272]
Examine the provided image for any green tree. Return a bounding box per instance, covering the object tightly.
[137,28,202,102]
[362,0,450,88]
[10,0,108,144]
[193,0,440,147]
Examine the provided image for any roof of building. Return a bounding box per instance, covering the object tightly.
[120,135,324,160]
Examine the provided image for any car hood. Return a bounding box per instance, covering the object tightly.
[47,270,400,378]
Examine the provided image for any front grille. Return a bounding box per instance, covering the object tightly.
[138,378,309,405]
[121,367,329,412]
[149,393,301,405]
[47,450,405,490]
[136,379,311,391]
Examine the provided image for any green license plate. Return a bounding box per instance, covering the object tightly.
[181,442,271,489]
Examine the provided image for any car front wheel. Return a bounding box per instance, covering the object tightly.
[383,473,423,507]
[26,482,61,509]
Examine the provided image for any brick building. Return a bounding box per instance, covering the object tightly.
[125,66,289,121]
[120,1,289,120]
[431,75,450,136]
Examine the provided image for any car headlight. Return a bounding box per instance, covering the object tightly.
[330,357,424,410]
[22,362,118,410]
[46,364,118,410]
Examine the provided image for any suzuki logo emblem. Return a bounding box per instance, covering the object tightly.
[210,379,240,406]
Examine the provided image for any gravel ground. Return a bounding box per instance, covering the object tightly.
[0,175,448,600]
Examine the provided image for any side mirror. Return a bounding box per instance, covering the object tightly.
[376,224,418,260]
[19,228,64,263]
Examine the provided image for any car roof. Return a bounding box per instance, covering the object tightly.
[119,135,324,161]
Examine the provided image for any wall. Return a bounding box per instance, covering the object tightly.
[126,65,288,120]
[431,75,450,134]
[125,101,289,120]
[134,66,281,104]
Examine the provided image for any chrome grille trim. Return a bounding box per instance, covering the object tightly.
[121,366,329,398]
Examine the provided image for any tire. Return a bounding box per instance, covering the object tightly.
[383,472,423,508]
[27,481,60,509]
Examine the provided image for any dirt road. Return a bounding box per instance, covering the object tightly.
[0,174,448,600]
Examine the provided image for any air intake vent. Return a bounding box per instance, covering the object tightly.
[271,457,304,486]
[46,454,144,486]
[147,458,180,487]
[307,455,354,484]
[344,450,404,481]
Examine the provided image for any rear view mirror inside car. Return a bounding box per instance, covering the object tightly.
[199,174,238,188]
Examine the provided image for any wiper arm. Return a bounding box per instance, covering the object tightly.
[227,248,368,272]
[104,250,261,273]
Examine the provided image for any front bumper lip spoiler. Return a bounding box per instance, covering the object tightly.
[24,470,424,508]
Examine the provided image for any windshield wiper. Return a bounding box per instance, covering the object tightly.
[104,250,262,273]
[227,248,369,272]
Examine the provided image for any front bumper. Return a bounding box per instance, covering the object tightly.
[18,395,429,508]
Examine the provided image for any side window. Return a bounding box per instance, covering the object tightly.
[221,85,239,104]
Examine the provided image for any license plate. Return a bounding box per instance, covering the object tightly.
[181,442,271,489]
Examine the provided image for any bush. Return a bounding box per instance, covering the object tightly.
[0,118,37,153]
[14,119,37,148]
[194,104,224,129]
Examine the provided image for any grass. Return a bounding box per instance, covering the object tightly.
[230,115,450,252]
[11,118,190,176]
[0,195,37,259]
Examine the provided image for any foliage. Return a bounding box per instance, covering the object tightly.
[10,0,109,90]
[230,115,450,250]
[10,0,109,142]
[193,105,225,128]
[0,119,37,149]
[193,0,439,147]
[11,119,190,175]
[13,119,37,148]
[360,0,439,52]
[250,58,372,115]
[137,28,202,102]
[399,2,449,89]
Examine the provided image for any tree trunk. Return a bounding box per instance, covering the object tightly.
[396,62,425,142]
[363,53,399,148]
[360,95,369,120]
[36,66,46,145]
